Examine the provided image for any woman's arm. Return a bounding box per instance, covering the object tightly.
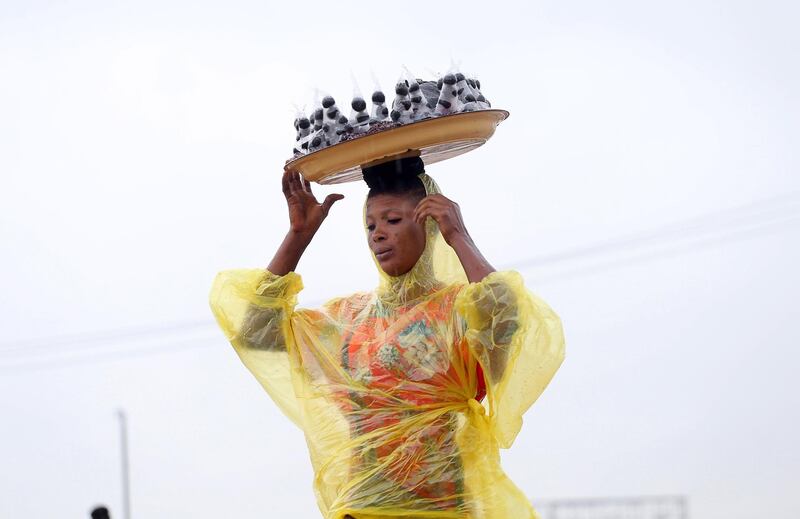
[455,272,565,448]
[413,193,495,283]
[226,170,343,352]
[268,170,344,275]
[446,234,495,284]
[456,274,518,381]
[267,230,314,276]
[414,194,515,379]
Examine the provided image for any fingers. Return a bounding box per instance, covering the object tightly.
[414,206,430,225]
[414,195,466,232]
[414,200,430,224]
[284,170,317,194]
[415,203,444,225]
[284,171,308,197]
[285,171,298,195]
[418,193,453,205]
[415,194,455,212]
[284,170,340,213]
[414,197,449,224]
[321,193,345,215]
[281,170,291,196]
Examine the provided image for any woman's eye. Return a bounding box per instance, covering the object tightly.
[388,218,401,224]
[366,224,375,231]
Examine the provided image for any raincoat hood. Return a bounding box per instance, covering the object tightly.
[364,172,468,308]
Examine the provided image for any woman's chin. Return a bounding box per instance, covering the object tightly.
[379,261,412,277]
[380,263,400,276]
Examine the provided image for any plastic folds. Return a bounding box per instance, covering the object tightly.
[209,175,565,518]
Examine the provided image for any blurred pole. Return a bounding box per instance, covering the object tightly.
[116,409,131,519]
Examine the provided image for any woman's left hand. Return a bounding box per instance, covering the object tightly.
[414,194,470,246]
[416,194,496,282]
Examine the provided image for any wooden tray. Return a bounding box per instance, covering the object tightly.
[284,109,510,184]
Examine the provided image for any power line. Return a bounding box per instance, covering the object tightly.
[518,211,799,285]
[1,192,797,372]
[5,192,795,356]
[0,319,214,354]
[0,336,217,374]
[500,191,799,271]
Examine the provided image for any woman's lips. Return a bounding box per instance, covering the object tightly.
[375,248,393,261]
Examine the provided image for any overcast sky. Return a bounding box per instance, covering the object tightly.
[1,1,798,518]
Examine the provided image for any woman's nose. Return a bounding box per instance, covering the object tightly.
[371,226,386,242]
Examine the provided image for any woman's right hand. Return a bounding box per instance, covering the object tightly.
[282,170,344,237]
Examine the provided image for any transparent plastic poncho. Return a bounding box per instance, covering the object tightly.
[209,174,565,518]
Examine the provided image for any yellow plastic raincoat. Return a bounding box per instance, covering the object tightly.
[209,173,565,518]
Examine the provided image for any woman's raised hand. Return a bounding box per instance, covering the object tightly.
[266,171,344,276]
[413,194,469,246]
[282,170,344,236]
[414,193,496,283]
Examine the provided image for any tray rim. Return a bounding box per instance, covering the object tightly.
[283,109,510,183]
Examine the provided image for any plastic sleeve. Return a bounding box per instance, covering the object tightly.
[454,270,565,449]
[209,268,305,427]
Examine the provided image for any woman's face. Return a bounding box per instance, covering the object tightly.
[365,193,427,276]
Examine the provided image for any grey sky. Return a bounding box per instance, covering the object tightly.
[1,1,798,518]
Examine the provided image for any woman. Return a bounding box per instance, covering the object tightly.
[209,156,565,518]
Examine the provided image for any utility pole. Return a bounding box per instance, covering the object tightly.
[116,409,131,519]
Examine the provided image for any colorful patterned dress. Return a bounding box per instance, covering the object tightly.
[336,285,488,512]
[210,268,564,519]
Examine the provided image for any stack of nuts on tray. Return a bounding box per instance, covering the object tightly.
[291,70,492,157]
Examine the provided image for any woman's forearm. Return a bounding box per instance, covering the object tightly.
[267,230,315,276]
[448,234,496,283]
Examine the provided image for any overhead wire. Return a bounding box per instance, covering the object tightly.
[517,210,799,285]
[0,337,217,374]
[504,193,800,282]
[0,319,214,354]
[1,192,798,372]
[501,191,799,271]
